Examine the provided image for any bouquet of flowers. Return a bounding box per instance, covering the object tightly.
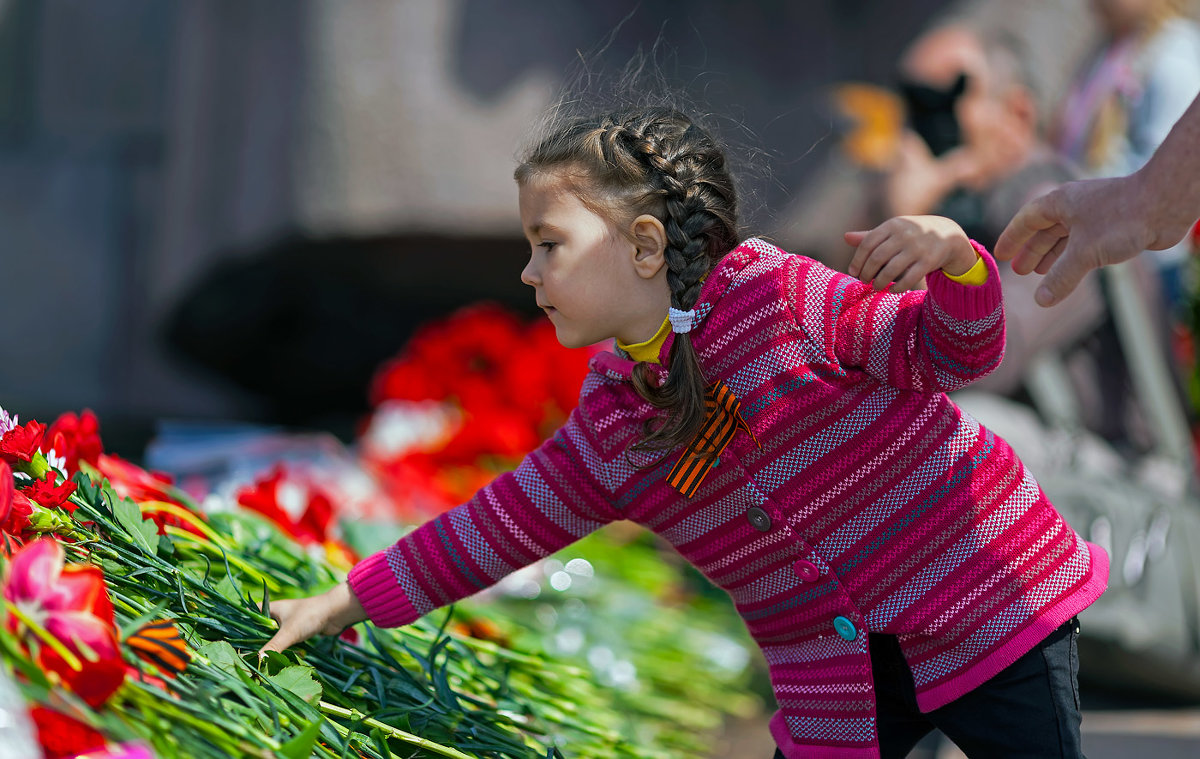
[0,304,762,758]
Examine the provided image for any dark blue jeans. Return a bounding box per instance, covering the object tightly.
[773,619,1083,758]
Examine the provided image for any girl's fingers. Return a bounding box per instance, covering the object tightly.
[844,231,870,276]
[872,247,918,290]
[892,262,928,293]
[860,237,907,288]
[849,228,893,280]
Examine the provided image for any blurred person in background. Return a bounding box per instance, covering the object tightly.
[1054,0,1200,312]
[878,24,1112,413]
[996,93,1200,307]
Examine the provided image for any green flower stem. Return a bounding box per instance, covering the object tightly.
[319,701,479,759]
[119,682,280,757]
[166,528,284,593]
[403,626,581,673]
[4,601,83,671]
[138,500,230,549]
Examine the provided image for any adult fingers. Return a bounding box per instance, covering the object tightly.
[1035,239,1091,307]
[1033,236,1068,275]
[995,190,1060,262]
[1009,224,1068,275]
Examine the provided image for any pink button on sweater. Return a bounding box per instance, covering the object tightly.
[349,239,1109,758]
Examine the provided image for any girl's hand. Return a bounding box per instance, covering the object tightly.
[844,215,977,292]
[259,582,368,656]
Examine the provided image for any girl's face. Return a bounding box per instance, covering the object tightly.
[518,171,667,349]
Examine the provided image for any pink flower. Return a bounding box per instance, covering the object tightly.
[3,539,125,707]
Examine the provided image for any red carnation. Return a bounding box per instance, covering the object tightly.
[29,706,108,759]
[0,420,45,465]
[45,409,104,475]
[19,470,77,512]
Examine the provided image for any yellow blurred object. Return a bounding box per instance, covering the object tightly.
[831,83,905,170]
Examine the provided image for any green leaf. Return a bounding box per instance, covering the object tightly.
[268,665,323,705]
[113,496,156,554]
[278,716,323,759]
[214,574,242,606]
[197,640,248,677]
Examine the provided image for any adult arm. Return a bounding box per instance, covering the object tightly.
[994,93,1200,306]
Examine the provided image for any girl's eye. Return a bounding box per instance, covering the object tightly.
[538,241,557,252]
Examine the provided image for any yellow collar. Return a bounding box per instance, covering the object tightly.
[616,316,671,364]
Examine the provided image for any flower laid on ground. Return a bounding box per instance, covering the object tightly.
[3,538,125,707]
[236,465,358,567]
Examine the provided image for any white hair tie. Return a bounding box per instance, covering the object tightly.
[668,307,697,334]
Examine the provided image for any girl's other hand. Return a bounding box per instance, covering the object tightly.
[259,582,368,656]
[844,215,977,292]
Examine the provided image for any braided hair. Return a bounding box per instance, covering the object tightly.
[515,107,740,457]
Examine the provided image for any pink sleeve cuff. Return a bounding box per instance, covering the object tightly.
[927,239,1002,320]
[347,549,419,628]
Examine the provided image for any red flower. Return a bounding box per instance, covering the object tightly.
[0,419,46,464]
[3,539,125,707]
[95,454,177,505]
[29,706,108,759]
[0,460,33,542]
[45,410,104,475]
[236,467,359,565]
[19,470,77,512]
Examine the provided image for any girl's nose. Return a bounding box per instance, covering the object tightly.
[521,257,540,287]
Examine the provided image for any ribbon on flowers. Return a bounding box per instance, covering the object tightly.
[666,380,758,498]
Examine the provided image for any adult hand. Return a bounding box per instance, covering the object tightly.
[259,582,368,656]
[994,173,1194,306]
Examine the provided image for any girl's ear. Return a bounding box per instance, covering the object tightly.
[629,214,667,279]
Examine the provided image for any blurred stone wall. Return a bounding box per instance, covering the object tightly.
[5,0,1138,449]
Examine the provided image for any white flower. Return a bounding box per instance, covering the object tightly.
[0,406,18,436]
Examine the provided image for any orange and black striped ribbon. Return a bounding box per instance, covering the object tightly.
[126,619,191,677]
[666,380,759,498]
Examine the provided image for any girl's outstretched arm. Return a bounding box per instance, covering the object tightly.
[258,408,620,654]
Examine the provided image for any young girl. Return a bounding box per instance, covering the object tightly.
[262,105,1108,758]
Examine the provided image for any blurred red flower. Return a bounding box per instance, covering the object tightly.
[365,303,597,515]
[95,454,178,505]
[236,466,359,566]
[46,410,104,475]
[0,460,33,543]
[30,706,109,759]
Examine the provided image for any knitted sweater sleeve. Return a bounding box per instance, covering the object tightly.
[346,409,620,627]
[799,241,1005,393]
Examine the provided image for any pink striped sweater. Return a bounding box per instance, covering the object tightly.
[348,238,1109,758]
